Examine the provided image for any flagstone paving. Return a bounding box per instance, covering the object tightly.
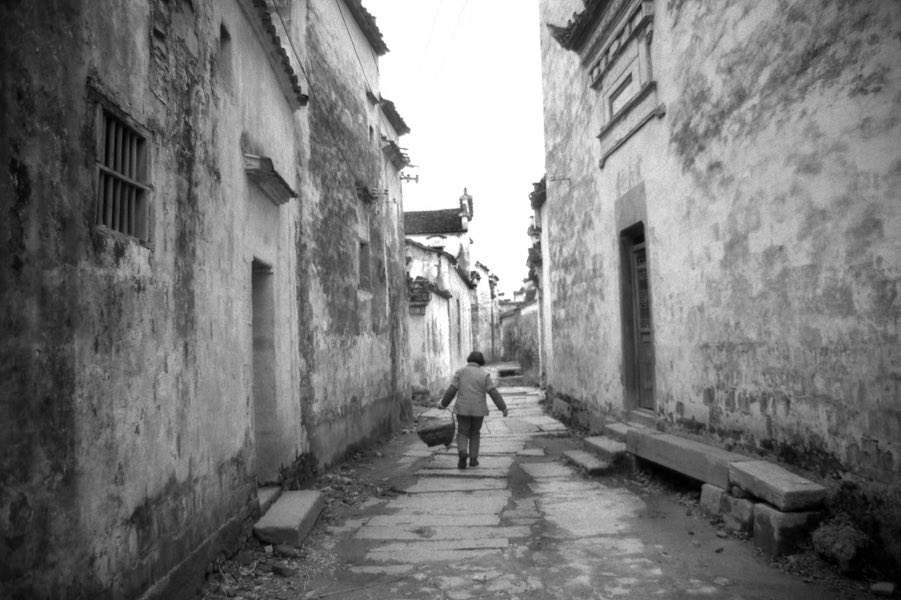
[293,386,869,599]
[205,384,872,600]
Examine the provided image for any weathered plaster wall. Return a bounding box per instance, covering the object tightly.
[300,0,410,468]
[540,0,630,415]
[539,0,901,484]
[408,295,453,399]
[655,0,901,481]
[1,1,309,597]
[406,242,475,397]
[500,301,541,385]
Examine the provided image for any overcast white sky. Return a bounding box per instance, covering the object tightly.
[366,0,546,296]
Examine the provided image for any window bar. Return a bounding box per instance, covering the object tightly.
[122,129,131,180]
[104,174,114,227]
[118,182,124,233]
[95,171,104,225]
[111,120,117,171]
[130,135,137,180]
[115,121,123,173]
[105,118,115,168]
[136,138,145,181]
[111,179,120,230]
[128,185,136,236]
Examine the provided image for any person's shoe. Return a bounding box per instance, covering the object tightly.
[469,459,479,467]
[458,454,468,470]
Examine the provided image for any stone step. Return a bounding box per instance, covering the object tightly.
[729,460,826,512]
[253,490,325,546]
[583,436,626,463]
[257,485,282,514]
[563,450,611,475]
[602,422,631,441]
[626,429,752,489]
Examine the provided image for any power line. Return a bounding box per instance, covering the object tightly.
[416,0,444,73]
[436,0,469,76]
[334,0,376,94]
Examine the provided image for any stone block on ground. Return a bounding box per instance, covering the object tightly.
[700,483,726,517]
[253,490,325,546]
[722,494,755,534]
[258,486,282,514]
[563,450,611,475]
[729,460,826,512]
[626,430,751,489]
[753,503,823,557]
[584,436,626,463]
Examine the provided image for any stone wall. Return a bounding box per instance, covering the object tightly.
[539,0,901,484]
[300,0,410,469]
[0,0,409,598]
[406,241,475,398]
[408,291,454,400]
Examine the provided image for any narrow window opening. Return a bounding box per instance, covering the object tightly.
[219,24,233,86]
[95,110,149,241]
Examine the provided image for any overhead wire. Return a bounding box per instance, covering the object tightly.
[416,0,444,73]
[271,2,380,191]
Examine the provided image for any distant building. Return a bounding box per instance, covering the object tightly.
[539,0,900,522]
[405,240,476,398]
[404,189,500,397]
[0,1,410,598]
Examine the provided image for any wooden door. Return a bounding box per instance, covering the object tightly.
[631,243,655,410]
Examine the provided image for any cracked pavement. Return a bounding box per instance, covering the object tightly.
[203,386,870,599]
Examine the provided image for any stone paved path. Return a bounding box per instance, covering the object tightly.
[305,386,867,600]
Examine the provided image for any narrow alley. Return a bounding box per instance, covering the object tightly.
[202,377,870,600]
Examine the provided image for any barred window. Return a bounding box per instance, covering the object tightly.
[95,110,150,241]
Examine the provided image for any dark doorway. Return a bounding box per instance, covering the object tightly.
[251,259,278,482]
[619,223,655,412]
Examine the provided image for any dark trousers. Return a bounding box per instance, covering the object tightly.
[456,415,484,459]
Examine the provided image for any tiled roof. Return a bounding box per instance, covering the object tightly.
[405,209,465,235]
[382,139,411,170]
[345,0,389,56]
[250,0,309,107]
[548,0,610,51]
[380,98,410,136]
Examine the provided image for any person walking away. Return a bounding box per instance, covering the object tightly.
[440,351,508,469]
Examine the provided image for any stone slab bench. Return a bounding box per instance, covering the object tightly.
[729,460,826,512]
[626,429,753,489]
